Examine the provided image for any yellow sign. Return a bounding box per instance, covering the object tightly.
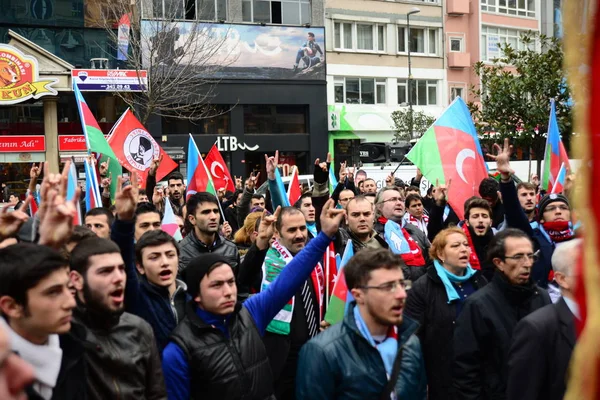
[0,44,57,105]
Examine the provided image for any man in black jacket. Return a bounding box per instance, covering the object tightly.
[453,228,551,400]
[506,239,580,400]
[179,192,240,272]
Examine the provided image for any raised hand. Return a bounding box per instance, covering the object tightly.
[30,162,41,180]
[38,161,71,223]
[99,157,110,177]
[149,154,163,176]
[256,206,280,250]
[0,196,31,241]
[319,199,346,237]
[347,164,356,181]
[38,189,79,249]
[235,176,243,189]
[487,138,514,178]
[339,161,347,182]
[265,151,279,181]
[433,178,451,206]
[246,171,260,191]
[152,186,165,208]
[386,172,394,187]
[115,171,139,221]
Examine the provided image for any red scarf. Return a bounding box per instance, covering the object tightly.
[379,217,426,267]
[461,223,481,270]
[541,220,575,243]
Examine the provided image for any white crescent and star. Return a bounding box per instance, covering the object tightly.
[211,161,230,187]
[455,148,476,183]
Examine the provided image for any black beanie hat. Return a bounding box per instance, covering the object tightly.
[538,193,570,220]
[182,254,233,298]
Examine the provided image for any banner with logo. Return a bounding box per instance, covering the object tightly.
[107,109,178,187]
[140,21,326,81]
[117,13,131,61]
[204,144,235,192]
[0,44,57,105]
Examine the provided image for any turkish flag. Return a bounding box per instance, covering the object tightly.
[204,144,235,192]
[287,166,302,205]
[108,109,178,187]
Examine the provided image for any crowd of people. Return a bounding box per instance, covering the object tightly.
[0,141,581,400]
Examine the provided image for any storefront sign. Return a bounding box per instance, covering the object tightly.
[141,22,326,81]
[0,44,58,105]
[328,111,340,131]
[0,135,45,152]
[59,134,108,151]
[216,136,259,152]
[72,69,148,92]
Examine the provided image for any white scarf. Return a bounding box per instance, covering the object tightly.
[0,317,62,400]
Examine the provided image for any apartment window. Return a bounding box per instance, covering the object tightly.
[335,77,386,104]
[449,37,463,52]
[482,0,535,17]
[397,26,439,56]
[450,87,464,101]
[144,0,227,20]
[333,22,386,52]
[397,79,439,106]
[481,26,536,61]
[244,105,307,134]
[242,0,311,25]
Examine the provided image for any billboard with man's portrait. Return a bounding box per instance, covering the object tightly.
[141,21,326,81]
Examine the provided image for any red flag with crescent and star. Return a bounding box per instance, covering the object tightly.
[108,109,178,188]
[204,144,235,192]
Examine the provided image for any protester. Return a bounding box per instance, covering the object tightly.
[294,192,317,238]
[178,192,240,272]
[134,202,162,241]
[84,207,113,239]
[337,188,355,209]
[453,228,551,399]
[236,172,261,229]
[404,194,429,236]
[233,211,262,252]
[405,227,487,400]
[362,178,377,194]
[63,225,96,256]
[374,187,430,281]
[0,244,84,400]
[479,177,505,229]
[492,139,575,288]
[296,248,427,400]
[162,199,344,400]
[516,182,538,222]
[506,239,580,400]
[224,189,243,233]
[334,196,388,255]
[138,189,149,203]
[0,320,35,400]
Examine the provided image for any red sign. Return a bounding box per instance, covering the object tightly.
[59,135,87,152]
[0,135,45,152]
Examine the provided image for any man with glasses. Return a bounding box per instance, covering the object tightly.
[375,187,430,281]
[492,139,576,289]
[506,239,580,400]
[337,189,355,209]
[296,248,427,400]
[453,228,551,400]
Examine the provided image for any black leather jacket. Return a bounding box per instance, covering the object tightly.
[73,306,167,400]
[178,231,240,272]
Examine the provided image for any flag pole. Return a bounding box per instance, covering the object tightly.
[325,246,330,307]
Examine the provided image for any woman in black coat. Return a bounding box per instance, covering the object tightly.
[405,227,487,400]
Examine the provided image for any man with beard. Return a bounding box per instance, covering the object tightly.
[453,229,551,400]
[516,182,538,222]
[84,208,113,239]
[492,139,575,289]
[162,200,344,400]
[334,196,388,255]
[374,187,430,281]
[146,157,186,217]
[296,248,427,399]
[363,178,377,194]
[179,192,239,272]
[70,237,166,399]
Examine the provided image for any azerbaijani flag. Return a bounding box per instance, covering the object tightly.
[28,195,38,217]
[74,83,120,200]
[324,241,355,325]
[329,164,338,195]
[542,99,571,192]
[66,160,82,225]
[551,163,567,194]
[187,134,216,197]
[406,97,488,221]
[84,157,103,211]
[274,167,291,207]
[287,166,302,206]
[161,198,183,241]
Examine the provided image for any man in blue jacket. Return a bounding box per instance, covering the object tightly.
[162,199,345,400]
[296,248,427,400]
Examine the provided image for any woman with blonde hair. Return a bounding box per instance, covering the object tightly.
[234,211,263,254]
[405,227,487,400]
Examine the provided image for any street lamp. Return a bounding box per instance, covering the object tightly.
[407,7,420,139]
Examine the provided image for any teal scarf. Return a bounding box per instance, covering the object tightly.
[354,306,397,376]
[433,260,476,303]
[307,221,317,238]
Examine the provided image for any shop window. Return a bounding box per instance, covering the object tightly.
[243,105,307,134]
[162,108,231,135]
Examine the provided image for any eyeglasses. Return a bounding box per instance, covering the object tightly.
[339,197,355,202]
[379,197,405,205]
[544,204,570,213]
[359,280,412,293]
[503,252,539,263]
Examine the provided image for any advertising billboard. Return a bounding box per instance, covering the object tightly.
[141,21,325,81]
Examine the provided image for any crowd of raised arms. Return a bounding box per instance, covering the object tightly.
[0,140,580,400]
